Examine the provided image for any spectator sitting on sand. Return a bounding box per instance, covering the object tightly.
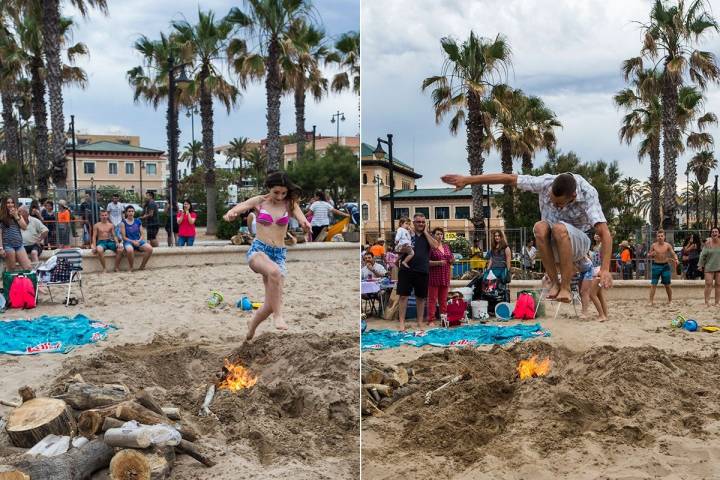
[120,205,153,271]
[648,229,679,306]
[699,227,720,307]
[19,206,48,263]
[442,171,614,303]
[92,210,124,272]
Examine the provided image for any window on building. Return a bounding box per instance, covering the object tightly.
[435,206,450,219]
[415,207,429,218]
[363,173,367,184]
[394,208,410,220]
[362,204,369,221]
[402,180,410,190]
[119,139,130,145]
[455,206,471,219]
[77,139,88,145]
[108,162,118,175]
[126,163,134,175]
[147,189,157,196]
[483,206,491,219]
[385,175,389,185]
[145,163,157,175]
[83,162,95,175]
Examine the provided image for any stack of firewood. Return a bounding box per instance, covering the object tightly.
[0,377,215,480]
[361,362,417,416]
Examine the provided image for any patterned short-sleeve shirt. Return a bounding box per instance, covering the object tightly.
[516,174,606,232]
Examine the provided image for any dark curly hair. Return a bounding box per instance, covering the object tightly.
[265,170,302,211]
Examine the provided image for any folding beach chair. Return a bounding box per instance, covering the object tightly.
[550,274,582,320]
[37,248,85,306]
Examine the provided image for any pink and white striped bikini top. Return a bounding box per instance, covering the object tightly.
[256,205,289,226]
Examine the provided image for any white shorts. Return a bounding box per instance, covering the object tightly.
[539,220,591,264]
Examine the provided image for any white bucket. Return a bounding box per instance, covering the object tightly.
[454,287,474,303]
[471,300,488,319]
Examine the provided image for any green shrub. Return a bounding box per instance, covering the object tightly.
[216,217,241,240]
[448,236,471,258]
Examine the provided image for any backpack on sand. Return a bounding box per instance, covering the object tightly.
[9,275,36,309]
[512,292,535,320]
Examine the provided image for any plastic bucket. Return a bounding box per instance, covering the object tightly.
[454,287,474,303]
[471,300,488,319]
[495,302,513,321]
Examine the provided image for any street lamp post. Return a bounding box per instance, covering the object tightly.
[373,174,383,241]
[686,167,690,228]
[312,125,316,153]
[330,111,345,144]
[373,134,394,237]
[69,115,78,207]
[167,56,191,245]
[139,160,144,199]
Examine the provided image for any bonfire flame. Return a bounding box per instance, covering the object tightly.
[517,355,551,380]
[218,358,258,392]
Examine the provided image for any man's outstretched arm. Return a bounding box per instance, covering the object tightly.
[441,173,518,190]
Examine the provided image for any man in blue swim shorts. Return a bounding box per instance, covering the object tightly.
[648,229,679,306]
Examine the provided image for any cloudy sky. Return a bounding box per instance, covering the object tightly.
[362,0,720,188]
[61,0,358,155]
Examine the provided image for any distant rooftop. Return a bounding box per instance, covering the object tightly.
[381,186,498,200]
[69,141,164,154]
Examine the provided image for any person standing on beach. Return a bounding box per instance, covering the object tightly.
[141,192,160,248]
[396,213,440,331]
[648,229,679,306]
[223,171,311,340]
[699,227,720,306]
[441,172,613,303]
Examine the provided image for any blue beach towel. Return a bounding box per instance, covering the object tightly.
[361,323,550,350]
[0,314,117,355]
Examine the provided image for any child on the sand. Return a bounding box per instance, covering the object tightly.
[576,254,608,321]
[395,217,415,269]
[223,171,311,340]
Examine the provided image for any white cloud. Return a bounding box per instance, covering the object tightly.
[362,0,720,187]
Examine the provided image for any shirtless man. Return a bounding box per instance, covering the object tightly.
[92,210,124,272]
[648,229,679,305]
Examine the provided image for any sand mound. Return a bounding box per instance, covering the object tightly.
[365,342,720,472]
[50,332,359,477]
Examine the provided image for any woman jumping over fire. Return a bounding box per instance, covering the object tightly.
[223,171,311,340]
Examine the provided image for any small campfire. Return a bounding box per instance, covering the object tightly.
[218,358,258,392]
[517,356,551,380]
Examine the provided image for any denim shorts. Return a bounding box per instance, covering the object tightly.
[124,239,147,249]
[247,239,287,276]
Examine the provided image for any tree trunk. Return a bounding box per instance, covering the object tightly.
[54,382,129,410]
[199,69,217,235]
[661,71,679,230]
[42,0,67,196]
[30,53,50,197]
[265,37,282,171]
[521,151,533,174]
[0,439,113,480]
[466,91,485,245]
[649,139,661,230]
[295,74,306,158]
[1,90,21,194]
[109,447,174,480]
[5,398,76,448]
[500,135,515,227]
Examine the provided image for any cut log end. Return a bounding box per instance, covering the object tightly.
[17,387,35,403]
[6,398,76,448]
[109,447,174,480]
[0,470,30,480]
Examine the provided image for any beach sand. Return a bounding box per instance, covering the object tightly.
[0,250,360,480]
[362,299,720,479]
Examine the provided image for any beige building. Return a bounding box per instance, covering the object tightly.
[284,135,360,168]
[360,142,503,244]
[66,137,167,196]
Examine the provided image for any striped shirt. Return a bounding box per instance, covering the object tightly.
[1,220,24,248]
[516,174,606,232]
[309,201,333,227]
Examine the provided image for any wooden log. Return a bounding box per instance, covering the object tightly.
[78,403,120,438]
[55,382,130,410]
[101,417,125,432]
[135,390,165,417]
[363,384,393,398]
[0,469,30,480]
[361,366,386,385]
[0,438,113,480]
[0,400,20,408]
[17,387,35,403]
[104,427,153,449]
[384,366,409,388]
[108,446,175,480]
[5,398,77,448]
[175,440,216,468]
[160,408,180,421]
[114,402,197,442]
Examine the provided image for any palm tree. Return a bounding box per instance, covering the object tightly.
[688,150,717,225]
[41,0,107,197]
[329,30,359,132]
[619,177,641,217]
[180,140,202,171]
[245,146,267,187]
[421,32,512,239]
[226,136,248,182]
[227,0,314,172]
[518,95,560,173]
[284,19,328,156]
[172,9,240,235]
[630,0,720,229]
[0,25,22,191]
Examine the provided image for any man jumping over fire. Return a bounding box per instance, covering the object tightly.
[441,172,614,303]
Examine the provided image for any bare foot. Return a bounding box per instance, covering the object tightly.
[246,315,263,340]
[273,315,288,331]
[398,320,405,332]
[554,289,572,303]
[401,261,410,269]
[547,283,561,299]
[598,316,608,322]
